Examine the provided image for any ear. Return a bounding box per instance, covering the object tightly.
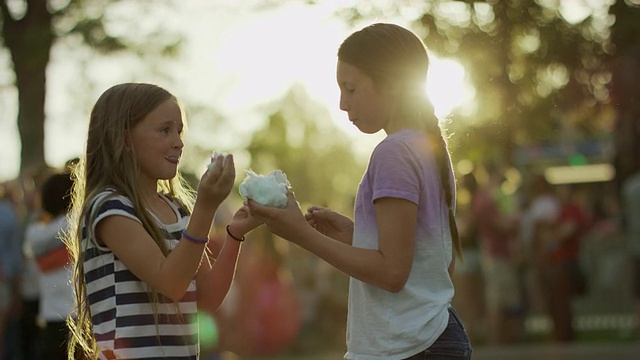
[380,79,399,95]
[382,79,404,98]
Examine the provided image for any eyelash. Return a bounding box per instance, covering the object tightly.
[161,127,183,135]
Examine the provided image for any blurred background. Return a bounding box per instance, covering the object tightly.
[1,0,640,359]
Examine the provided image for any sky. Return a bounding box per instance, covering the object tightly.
[0,0,473,181]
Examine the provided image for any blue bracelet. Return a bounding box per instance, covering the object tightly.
[182,229,209,244]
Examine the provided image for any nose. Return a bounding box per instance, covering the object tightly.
[174,136,184,150]
[339,92,349,112]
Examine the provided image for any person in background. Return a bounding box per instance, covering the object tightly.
[248,23,472,360]
[471,165,521,344]
[0,182,24,357]
[452,172,485,345]
[24,172,76,359]
[18,173,47,360]
[524,175,562,339]
[622,170,640,337]
[540,184,591,342]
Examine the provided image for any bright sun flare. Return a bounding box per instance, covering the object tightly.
[427,56,473,118]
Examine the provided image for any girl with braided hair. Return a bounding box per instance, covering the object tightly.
[248,23,472,359]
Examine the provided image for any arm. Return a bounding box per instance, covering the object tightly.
[97,202,215,302]
[195,204,262,314]
[249,193,416,293]
[98,155,236,303]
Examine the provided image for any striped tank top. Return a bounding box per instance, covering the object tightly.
[83,190,199,359]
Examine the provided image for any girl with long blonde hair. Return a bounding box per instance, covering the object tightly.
[65,83,260,359]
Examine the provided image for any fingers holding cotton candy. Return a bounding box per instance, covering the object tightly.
[238,170,291,208]
[247,192,310,242]
[198,151,235,208]
[206,151,228,173]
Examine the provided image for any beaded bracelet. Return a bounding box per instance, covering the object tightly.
[182,229,209,244]
[226,225,245,242]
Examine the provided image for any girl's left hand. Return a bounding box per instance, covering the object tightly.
[247,192,310,243]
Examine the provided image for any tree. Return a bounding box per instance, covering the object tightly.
[0,0,179,174]
[610,1,640,186]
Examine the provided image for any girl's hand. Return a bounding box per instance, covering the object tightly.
[246,192,310,243]
[228,204,263,238]
[305,206,353,244]
[197,154,236,209]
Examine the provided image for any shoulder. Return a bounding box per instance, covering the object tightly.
[372,131,428,162]
[376,130,422,150]
[89,190,137,220]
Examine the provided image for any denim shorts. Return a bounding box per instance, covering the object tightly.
[403,307,472,360]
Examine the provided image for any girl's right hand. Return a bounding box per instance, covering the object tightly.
[228,204,263,238]
[305,206,353,244]
[197,154,236,208]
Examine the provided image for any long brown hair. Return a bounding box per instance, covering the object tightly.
[338,23,462,260]
[63,83,196,359]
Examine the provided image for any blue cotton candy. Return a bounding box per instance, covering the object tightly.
[239,170,290,208]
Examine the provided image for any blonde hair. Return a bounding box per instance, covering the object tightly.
[64,83,196,359]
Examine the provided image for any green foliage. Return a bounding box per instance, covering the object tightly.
[57,0,182,55]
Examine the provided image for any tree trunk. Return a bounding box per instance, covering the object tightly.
[610,1,640,187]
[2,0,53,175]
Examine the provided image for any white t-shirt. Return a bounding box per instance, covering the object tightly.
[345,130,454,360]
[25,216,75,322]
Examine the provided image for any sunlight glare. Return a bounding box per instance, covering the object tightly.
[213,4,345,116]
[427,56,473,118]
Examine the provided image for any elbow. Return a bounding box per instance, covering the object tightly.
[386,281,406,293]
[383,272,409,293]
[386,283,405,294]
[161,284,190,303]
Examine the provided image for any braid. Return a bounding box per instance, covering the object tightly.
[423,112,463,261]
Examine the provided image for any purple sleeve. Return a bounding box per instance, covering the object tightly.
[369,138,421,205]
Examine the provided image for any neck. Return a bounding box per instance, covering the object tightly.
[385,113,427,135]
[138,176,159,204]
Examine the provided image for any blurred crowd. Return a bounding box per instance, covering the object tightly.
[452,162,640,346]
[1,165,62,359]
[1,160,640,359]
